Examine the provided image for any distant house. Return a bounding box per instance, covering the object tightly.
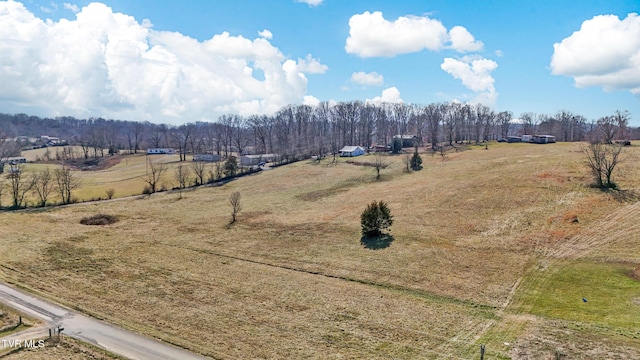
[240,154,278,166]
[40,135,64,146]
[146,148,176,155]
[0,157,26,174]
[521,135,533,143]
[392,135,420,148]
[193,154,221,162]
[506,136,522,143]
[339,146,366,157]
[531,135,556,144]
[1,157,26,164]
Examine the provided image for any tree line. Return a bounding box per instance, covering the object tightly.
[0,102,635,162]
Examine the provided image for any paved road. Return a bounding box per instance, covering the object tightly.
[0,282,209,360]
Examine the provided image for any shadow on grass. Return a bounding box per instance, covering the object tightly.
[360,233,394,250]
[608,189,640,203]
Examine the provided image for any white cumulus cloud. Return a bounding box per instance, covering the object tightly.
[366,87,403,104]
[0,1,326,124]
[296,54,328,74]
[258,29,272,39]
[351,71,384,86]
[345,11,483,58]
[551,13,640,95]
[303,95,320,106]
[63,3,79,13]
[441,56,498,105]
[448,26,483,53]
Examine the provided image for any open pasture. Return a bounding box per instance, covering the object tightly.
[2,142,640,358]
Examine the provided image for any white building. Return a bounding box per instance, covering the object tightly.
[339,146,365,157]
[147,148,176,155]
[193,154,221,162]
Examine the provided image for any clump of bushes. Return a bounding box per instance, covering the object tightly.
[80,214,118,226]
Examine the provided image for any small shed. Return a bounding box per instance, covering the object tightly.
[193,154,221,162]
[339,146,366,157]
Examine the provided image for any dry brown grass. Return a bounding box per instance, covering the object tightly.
[2,142,640,358]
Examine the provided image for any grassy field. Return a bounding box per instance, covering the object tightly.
[1,142,640,359]
[0,305,38,339]
[18,149,199,202]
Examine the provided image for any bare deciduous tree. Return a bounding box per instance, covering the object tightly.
[6,163,35,208]
[191,159,206,185]
[215,161,224,180]
[169,123,196,161]
[106,188,116,200]
[174,165,190,199]
[597,116,618,144]
[402,152,411,173]
[373,153,389,180]
[54,165,80,204]
[497,111,513,139]
[582,143,624,189]
[229,191,242,224]
[613,110,630,141]
[175,164,189,188]
[125,122,145,154]
[143,157,167,194]
[232,117,250,156]
[597,110,631,144]
[32,168,56,207]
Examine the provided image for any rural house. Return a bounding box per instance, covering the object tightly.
[339,146,366,157]
[193,154,221,162]
[392,135,420,148]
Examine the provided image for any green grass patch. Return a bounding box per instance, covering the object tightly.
[527,261,640,328]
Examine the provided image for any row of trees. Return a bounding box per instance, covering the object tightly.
[0,163,80,209]
[1,104,634,164]
[142,155,243,195]
[0,154,242,209]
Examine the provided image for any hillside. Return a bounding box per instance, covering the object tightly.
[1,142,639,359]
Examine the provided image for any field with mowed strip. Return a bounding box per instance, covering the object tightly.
[2,142,640,359]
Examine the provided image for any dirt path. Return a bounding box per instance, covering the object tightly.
[0,282,209,360]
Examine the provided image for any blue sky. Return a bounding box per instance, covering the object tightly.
[1,0,639,125]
